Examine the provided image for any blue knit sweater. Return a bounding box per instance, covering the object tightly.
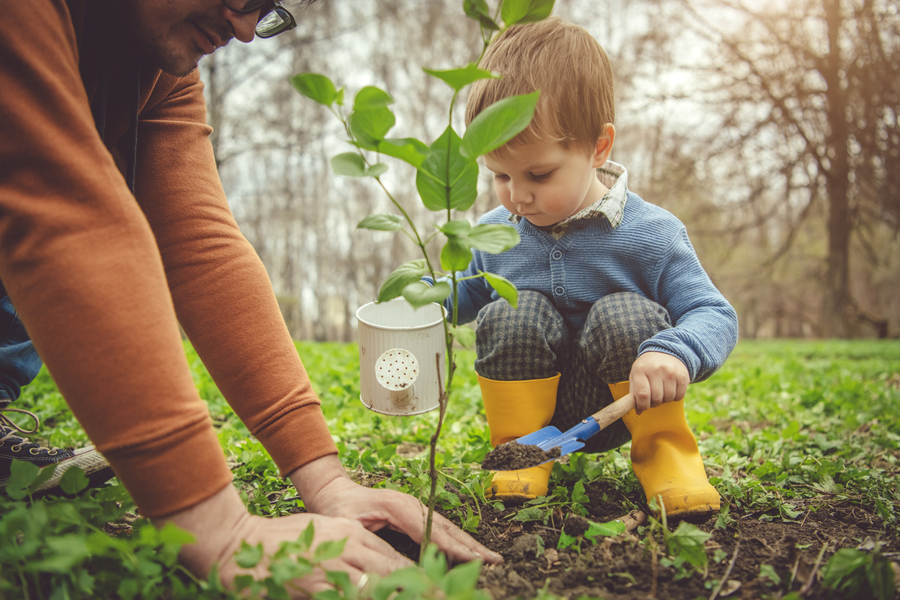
[448,192,739,383]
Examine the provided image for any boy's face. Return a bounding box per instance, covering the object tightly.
[484,135,612,228]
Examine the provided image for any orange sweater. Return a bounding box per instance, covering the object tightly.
[0,0,337,516]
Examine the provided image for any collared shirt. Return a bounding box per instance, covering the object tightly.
[508,160,629,240]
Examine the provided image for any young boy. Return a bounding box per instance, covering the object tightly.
[454,17,739,517]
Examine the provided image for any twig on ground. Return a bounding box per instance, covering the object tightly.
[619,510,646,532]
[709,537,741,600]
[799,541,829,596]
[650,539,659,599]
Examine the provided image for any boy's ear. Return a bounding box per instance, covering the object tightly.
[591,124,616,168]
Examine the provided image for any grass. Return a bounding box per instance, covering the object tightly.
[3,339,899,598]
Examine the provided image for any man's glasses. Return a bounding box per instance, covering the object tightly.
[221,0,297,39]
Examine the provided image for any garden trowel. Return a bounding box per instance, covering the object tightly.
[487,393,636,470]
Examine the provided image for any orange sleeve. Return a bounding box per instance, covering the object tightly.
[0,0,333,517]
[135,73,338,480]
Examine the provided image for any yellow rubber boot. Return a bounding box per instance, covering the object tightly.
[611,381,720,518]
[479,373,560,500]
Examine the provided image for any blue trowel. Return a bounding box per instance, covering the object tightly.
[484,393,635,470]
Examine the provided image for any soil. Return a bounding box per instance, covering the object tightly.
[481,442,562,471]
[369,472,900,600]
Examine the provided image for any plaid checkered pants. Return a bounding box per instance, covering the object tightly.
[475,291,672,453]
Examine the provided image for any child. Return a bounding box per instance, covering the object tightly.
[454,17,739,517]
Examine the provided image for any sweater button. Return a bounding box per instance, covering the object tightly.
[554,286,565,295]
[551,250,563,260]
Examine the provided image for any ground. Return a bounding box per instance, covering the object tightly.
[363,467,900,600]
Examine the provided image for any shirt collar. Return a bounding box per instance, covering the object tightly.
[507,161,629,234]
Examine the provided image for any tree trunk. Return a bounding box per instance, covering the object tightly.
[820,0,852,338]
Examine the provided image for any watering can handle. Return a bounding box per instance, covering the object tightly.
[589,393,635,429]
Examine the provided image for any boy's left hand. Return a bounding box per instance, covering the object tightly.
[629,351,690,414]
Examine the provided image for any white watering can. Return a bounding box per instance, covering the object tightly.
[356,298,446,416]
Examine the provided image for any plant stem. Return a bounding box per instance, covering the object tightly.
[421,354,449,560]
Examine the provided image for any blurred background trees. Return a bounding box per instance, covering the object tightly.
[201,0,900,341]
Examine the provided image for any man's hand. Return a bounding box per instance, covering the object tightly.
[290,454,503,566]
[152,484,411,598]
[629,351,690,414]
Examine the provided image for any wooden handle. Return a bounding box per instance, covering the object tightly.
[590,393,635,430]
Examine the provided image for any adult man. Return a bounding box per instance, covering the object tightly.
[0,0,501,592]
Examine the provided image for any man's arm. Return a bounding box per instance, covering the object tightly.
[135,70,339,482]
[0,0,234,517]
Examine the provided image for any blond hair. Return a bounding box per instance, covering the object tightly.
[465,16,614,156]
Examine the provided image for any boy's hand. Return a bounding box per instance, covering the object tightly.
[629,351,690,414]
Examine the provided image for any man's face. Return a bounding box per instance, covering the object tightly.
[119,0,262,76]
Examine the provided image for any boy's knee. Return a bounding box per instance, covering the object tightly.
[476,290,559,334]
[579,292,673,381]
[474,291,567,381]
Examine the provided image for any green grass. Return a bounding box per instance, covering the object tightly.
[3,339,899,598]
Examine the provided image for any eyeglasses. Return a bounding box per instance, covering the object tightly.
[221,0,297,39]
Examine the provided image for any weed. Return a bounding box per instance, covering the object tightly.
[821,546,897,600]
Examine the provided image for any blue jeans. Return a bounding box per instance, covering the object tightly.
[0,280,43,408]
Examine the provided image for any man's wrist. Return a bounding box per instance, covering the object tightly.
[287,453,348,512]
[151,483,250,576]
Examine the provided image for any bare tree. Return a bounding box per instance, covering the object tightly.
[635,0,899,337]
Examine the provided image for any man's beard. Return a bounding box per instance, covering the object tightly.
[111,1,233,77]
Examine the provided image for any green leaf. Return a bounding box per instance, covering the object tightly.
[585,519,626,541]
[416,126,478,211]
[460,91,540,158]
[377,137,429,168]
[439,222,474,271]
[290,73,340,106]
[299,521,316,551]
[665,521,711,569]
[324,570,354,599]
[6,459,40,499]
[60,466,89,495]
[375,567,431,599]
[421,544,448,583]
[866,552,897,600]
[378,259,428,302]
[423,63,499,92]
[513,506,546,522]
[500,0,555,26]
[331,153,366,177]
[25,534,90,573]
[353,86,394,110]
[349,106,396,145]
[557,530,580,550]
[484,272,518,308]
[235,541,264,569]
[449,325,476,348]
[468,223,520,253]
[27,462,59,494]
[821,547,896,599]
[331,153,386,178]
[441,559,482,594]
[358,213,403,231]
[313,538,347,562]
[759,564,781,585]
[265,579,291,600]
[402,281,451,308]
[441,239,473,272]
[463,0,500,30]
[158,522,196,548]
